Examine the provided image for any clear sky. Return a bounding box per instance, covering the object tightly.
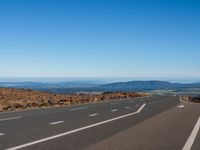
[0,0,200,80]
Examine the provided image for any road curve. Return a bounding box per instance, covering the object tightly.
[0,95,199,150]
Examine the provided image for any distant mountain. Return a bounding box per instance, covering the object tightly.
[93,81,200,91]
[0,80,200,94]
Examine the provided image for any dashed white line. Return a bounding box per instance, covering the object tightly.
[111,109,118,112]
[70,107,87,111]
[182,116,200,150]
[0,133,5,136]
[0,116,22,122]
[89,113,98,117]
[49,121,64,125]
[125,106,130,109]
[6,103,146,150]
[111,102,118,105]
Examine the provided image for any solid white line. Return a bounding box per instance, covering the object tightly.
[49,121,64,125]
[111,109,118,112]
[89,113,98,117]
[0,133,5,136]
[0,116,22,122]
[70,107,87,111]
[6,103,146,150]
[182,116,200,150]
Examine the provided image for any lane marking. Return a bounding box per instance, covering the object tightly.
[111,102,118,105]
[70,107,87,111]
[182,116,200,150]
[0,133,5,136]
[49,121,64,125]
[111,109,118,112]
[178,105,184,108]
[89,113,98,117]
[125,106,130,109]
[129,101,134,103]
[0,116,22,122]
[6,103,146,150]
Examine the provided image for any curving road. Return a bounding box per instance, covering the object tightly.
[0,95,199,150]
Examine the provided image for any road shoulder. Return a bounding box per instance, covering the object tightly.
[86,102,200,150]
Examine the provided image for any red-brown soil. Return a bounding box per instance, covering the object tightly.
[0,88,150,112]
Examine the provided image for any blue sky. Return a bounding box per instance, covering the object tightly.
[0,0,200,80]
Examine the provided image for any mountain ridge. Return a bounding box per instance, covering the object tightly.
[93,80,200,91]
[0,80,200,93]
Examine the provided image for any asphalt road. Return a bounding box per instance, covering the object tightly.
[0,95,199,150]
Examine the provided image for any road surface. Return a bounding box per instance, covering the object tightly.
[0,95,199,150]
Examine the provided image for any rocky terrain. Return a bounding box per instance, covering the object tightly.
[0,88,150,112]
[180,96,200,103]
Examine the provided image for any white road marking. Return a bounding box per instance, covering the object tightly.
[0,133,5,136]
[129,101,134,103]
[0,116,22,122]
[6,103,146,150]
[49,121,64,125]
[125,106,130,109]
[182,116,200,150]
[111,102,118,105]
[111,109,118,112]
[70,107,87,111]
[89,113,98,117]
[178,105,184,108]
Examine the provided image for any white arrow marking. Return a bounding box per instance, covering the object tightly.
[178,105,184,108]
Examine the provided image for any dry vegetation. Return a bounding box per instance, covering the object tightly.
[180,96,200,103]
[0,88,150,112]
